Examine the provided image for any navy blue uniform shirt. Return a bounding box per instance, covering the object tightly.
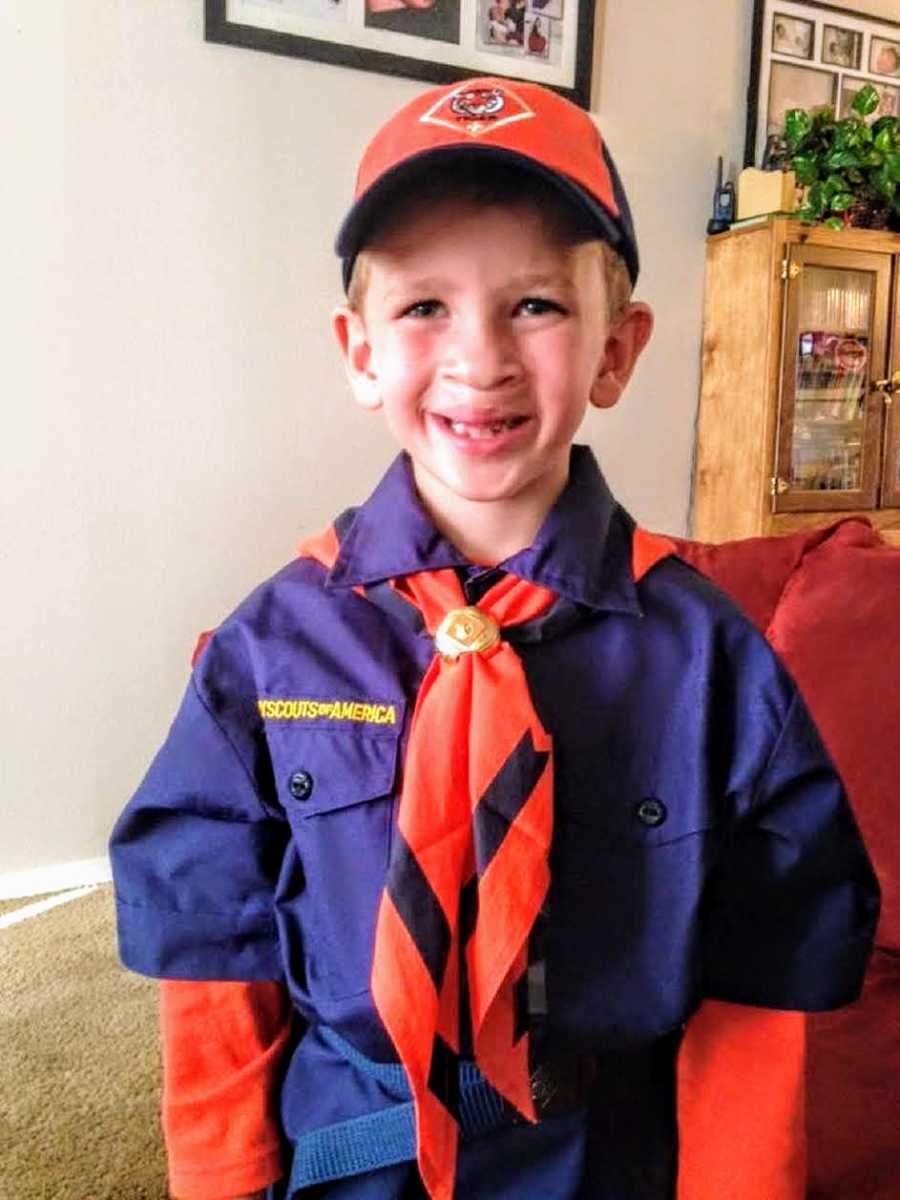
[111,446,879,1199]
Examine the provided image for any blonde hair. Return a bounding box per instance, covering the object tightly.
[596,241,633,322]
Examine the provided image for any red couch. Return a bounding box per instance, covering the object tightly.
[675,519,900,1199]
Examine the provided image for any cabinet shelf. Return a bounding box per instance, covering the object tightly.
[799,327,869,337]
[796,388,865,401]
[794,418,863,429]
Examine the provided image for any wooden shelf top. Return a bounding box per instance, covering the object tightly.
[708,216,900,255]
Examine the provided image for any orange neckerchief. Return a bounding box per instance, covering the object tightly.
[300,525,675,1200]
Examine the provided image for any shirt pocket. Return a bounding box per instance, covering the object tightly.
[272,726,401,1001]
[557,780,717,848]
[550,774,722,1039]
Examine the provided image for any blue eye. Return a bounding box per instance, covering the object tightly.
[402,300,444,319]
[516,297,564,316]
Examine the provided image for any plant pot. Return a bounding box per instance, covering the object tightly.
[846,199,892,229]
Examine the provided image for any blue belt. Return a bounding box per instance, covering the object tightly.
[287,1027,514,1193]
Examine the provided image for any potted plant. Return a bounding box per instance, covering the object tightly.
[779,83,900,230]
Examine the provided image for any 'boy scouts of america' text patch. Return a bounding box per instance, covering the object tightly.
[257,698,398,726]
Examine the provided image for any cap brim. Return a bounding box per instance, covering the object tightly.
[335,144,638,292]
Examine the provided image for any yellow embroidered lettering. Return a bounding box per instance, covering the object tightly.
[256,697,399,724]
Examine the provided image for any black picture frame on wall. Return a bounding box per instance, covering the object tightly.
[746,0,900,167]
[204,0,597,109]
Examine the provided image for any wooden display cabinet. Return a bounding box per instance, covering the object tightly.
[692,217,900,546]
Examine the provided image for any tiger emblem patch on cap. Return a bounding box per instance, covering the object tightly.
[421,83,535,138]
[449,88,505,120]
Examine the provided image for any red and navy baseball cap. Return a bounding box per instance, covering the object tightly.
[336,77,639,290]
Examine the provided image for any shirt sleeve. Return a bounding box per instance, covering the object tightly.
[110,664,289,982]
[677,1002,806,1200]
[161,979,292,1200]
[700,685,880,1011]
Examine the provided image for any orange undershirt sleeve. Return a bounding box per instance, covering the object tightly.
[160,979,293,1200]
[676,1001,807,1200]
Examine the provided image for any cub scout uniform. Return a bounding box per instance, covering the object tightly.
[111,446,878,1199]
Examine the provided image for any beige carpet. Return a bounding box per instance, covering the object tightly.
[0,885,167,1199]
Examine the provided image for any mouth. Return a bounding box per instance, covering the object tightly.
[432,413,530,441]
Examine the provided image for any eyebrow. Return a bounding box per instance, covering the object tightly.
[380,277,448,302]
[380,270,576,302]
[509,271,576,290]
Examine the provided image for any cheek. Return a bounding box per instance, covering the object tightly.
[526,329,599,395]
[374,329,436,387]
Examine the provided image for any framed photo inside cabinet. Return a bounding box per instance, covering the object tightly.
[204,0,598,107]
[746,0,900,166]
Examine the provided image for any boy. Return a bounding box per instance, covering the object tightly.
[110,78,879,1200]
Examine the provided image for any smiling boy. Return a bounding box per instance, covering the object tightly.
[334,194,650,563]
[111,79,878,1200]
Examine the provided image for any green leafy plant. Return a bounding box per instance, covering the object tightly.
[782,83,900,229]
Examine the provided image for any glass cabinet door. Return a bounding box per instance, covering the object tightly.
[775,244,891,512]
[881,265,900,510]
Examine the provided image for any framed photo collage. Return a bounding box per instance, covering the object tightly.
[747,0,900,165]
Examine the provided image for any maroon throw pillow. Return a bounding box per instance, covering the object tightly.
[671,524,838,634]
[765,520,898,952]
[677,519,897,950]
[805,950,900,1199]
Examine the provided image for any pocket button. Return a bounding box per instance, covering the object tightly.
[636,797,667,827]
[289,770,314,801]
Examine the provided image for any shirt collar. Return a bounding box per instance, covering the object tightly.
[326,445,641,615]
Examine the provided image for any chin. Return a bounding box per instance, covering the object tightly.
[442,466,536,504]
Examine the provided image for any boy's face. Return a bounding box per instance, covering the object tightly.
[334,200,652,547]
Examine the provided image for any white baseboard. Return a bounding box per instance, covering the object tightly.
[0,884,102,930]
[0,855,112,900]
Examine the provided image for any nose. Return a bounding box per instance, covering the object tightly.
[442,311,522,392]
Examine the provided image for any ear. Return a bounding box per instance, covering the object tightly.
[590,301,654,410]
[332,305,382,411]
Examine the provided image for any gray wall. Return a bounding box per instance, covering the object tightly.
[0,0,813,878]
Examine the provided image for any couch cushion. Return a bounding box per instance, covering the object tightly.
[806,949,900,1199]
[677,519,897,951]
[764,520,898,952]
[671,525,835,634]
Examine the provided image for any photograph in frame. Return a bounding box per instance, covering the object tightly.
[480,0,526,51]
[822,24,861,71]
[771,13,814,59]
[364,0,461,47]
[523,15,560,62]
[767,61,836,138]
[205,0,596,108]
[528,0,564,23]
[870,36,900,80]
[840,79,900,120]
